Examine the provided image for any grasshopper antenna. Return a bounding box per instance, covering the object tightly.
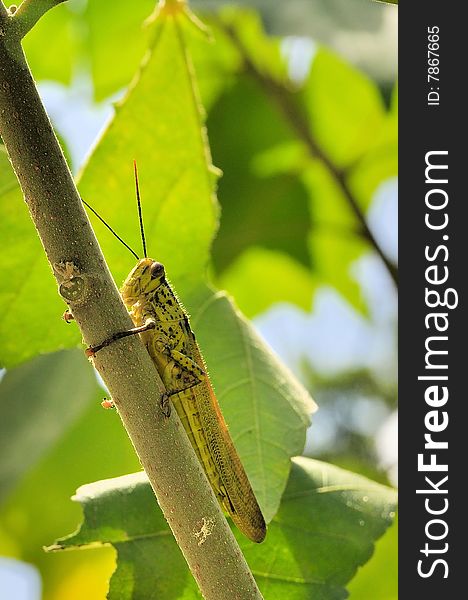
[81,197,140,261]
[133,160,147,258]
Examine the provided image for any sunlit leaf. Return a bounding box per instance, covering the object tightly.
[22,2,76,85]
[54,457,397,600]
[348,515,398,599]
[218,247,317,318]
[303,48,386,168]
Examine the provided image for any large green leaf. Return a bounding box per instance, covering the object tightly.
[53,457,397,599]
[76,16,219,297]
[21,1,76,85]
[0,350,96,503]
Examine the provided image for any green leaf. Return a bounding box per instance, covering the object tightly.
[53,457,397,600]
[348,87,398,212]
[348,515,398,599]
[303,163,367,312]
[303,48,386,168]
[0,350,96,502]
[184,16,242,112]
[77,16,219,296]
[300,70,396,310]
[22,2,76,86]
[215,7,288,84]
[79,1,242,105]
[311,228,366,312]
[218,247,317,318]
[391,83,398,117]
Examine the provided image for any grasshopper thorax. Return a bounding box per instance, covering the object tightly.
[121,258,166,306]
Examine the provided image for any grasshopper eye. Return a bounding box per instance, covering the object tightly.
[150,262,165,279]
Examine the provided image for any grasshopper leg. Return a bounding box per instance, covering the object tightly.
[152,338,206,383]
[87,320,172,419]
[85,319,156,357]
[169,349,205,381]
[160,392,172,418]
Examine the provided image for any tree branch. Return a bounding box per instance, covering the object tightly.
[0,11,263,600]
[222,24,398,288]
[8,0,67,39]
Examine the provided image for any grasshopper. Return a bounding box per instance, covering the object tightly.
[83,163,266,543]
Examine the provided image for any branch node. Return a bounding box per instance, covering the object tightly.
[9,0,68,39]
[54,261,90,305]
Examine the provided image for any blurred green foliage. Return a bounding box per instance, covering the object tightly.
[0,0,397,598]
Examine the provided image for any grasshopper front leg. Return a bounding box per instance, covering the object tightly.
[85,319,172,417]
[85,318,156,357]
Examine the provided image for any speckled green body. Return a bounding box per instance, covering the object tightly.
[121,258,266,543]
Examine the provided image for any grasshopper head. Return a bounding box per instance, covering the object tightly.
[121,258,166,306]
